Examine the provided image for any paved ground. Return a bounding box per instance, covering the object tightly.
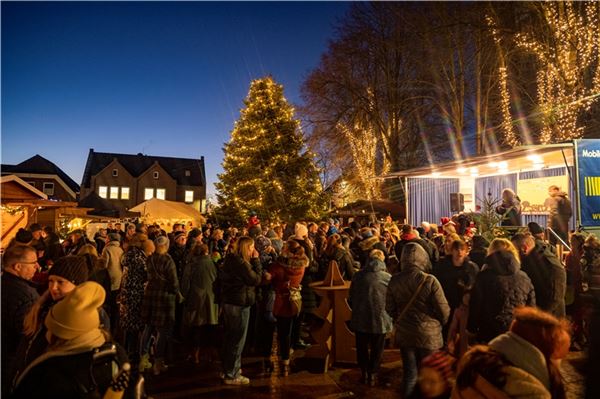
[146,348,588,398]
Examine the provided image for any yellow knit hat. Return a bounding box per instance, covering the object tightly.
[45,281,106,340]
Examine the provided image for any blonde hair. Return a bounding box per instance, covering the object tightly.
[142,239,155,256]
[370,249,385,262]
[488,238,520,262]
[128,233,148,249]
[236,236,254,263]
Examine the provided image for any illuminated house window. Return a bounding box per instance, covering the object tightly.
[185,190,194,203]
[99,186,108,198]
[156,188,166,200]
[144,188,154,200]
[185,170,191,176]
[110,186,119,199]
[43,182,54,196]
[121,187,130,200]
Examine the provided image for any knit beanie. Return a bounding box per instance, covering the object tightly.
[45,281,106,340]
[295,223,308,239]
[528,222,544,235]
[48,256,89,285]
[15,228,33,244]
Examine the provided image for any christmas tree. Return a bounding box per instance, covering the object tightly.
[216,76,325,223]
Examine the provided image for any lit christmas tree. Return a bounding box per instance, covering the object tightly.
[216,76,325,223]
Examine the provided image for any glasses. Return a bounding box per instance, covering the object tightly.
[20,260,39,266]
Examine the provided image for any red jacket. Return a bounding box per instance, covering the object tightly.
[269,259,305,317]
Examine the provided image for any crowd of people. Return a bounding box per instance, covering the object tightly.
[1,205,599,398]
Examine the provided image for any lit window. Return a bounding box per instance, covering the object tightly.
[110,186,119,199]
[121,187,130,200]
[185,190,194,203]
[153,171,159,179]
[112,169,118,177]
[144,188,154,200]
[99,186,108,198]
[43,182,54,196]
[156,188,166,200]
[185,170,191,177]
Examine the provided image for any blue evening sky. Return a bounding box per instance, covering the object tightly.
[1,1,350,198]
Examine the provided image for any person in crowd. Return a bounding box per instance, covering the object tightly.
[11,256,90,388]
[512,232,566,318]
[64,229,88,256]
[321,233,357,280]
[349,249,393,387]
[219,236,268,385]
[168,223,183,243]
[140,236,182,375]
[119,233,149,366]
[313,222,329,259]
[208,228,228,263]
[11,282,129,399]
[433,239,479,319]
[169,230,188,280]
[8,228,33,248]
[421,221,435,240]
[582,234,600,300]
[358,227,387,267]
[293,222,319,339]
[41,226,64,268]
[102,232,124,333]
[181,243,219,365]
[394,225,434,270]
[78,244,112,313]
[122,223,137,251]
[566,233,586,349]
[1,245,40,397]
[468,235,489,269]
[269,240,308,376]
[28,223,46,260]
[495,188,522,226]
[544,185,572,246]
[386,243,450,399]
[94,228,108,254]
[469,238,536,343]
[453,307,570,399]
[267,226,284,254]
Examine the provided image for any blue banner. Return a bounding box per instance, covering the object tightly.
[576,139,600,227]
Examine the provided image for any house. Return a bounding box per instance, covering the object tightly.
[79,149,206,213]
[1,154,80,202]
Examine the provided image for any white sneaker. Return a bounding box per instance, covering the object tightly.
[223,375,250,385]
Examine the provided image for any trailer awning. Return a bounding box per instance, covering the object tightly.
[384,143,574,179]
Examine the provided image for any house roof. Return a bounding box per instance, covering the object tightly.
[1,155,80,193]
[81,149,205,188]
[0,175,48,200]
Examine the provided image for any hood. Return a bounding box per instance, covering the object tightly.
[106,240,121,248]
[484,250,520,275]
[359,236,380,251]
[400,242,430,272]
[489,332,550,390]
[365,258,387,273]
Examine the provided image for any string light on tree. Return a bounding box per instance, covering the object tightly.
[216,76,325,223]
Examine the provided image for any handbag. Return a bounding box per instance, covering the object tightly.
[393,275,429,347]
[288,283,302,316]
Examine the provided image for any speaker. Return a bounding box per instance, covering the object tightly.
[450,193,464,212]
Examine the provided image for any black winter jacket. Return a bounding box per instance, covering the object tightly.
[434,256,479,310]
[1,273,39,378]
[219,254,262,307]
[469,250,535,342]
[521,241,566,317]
